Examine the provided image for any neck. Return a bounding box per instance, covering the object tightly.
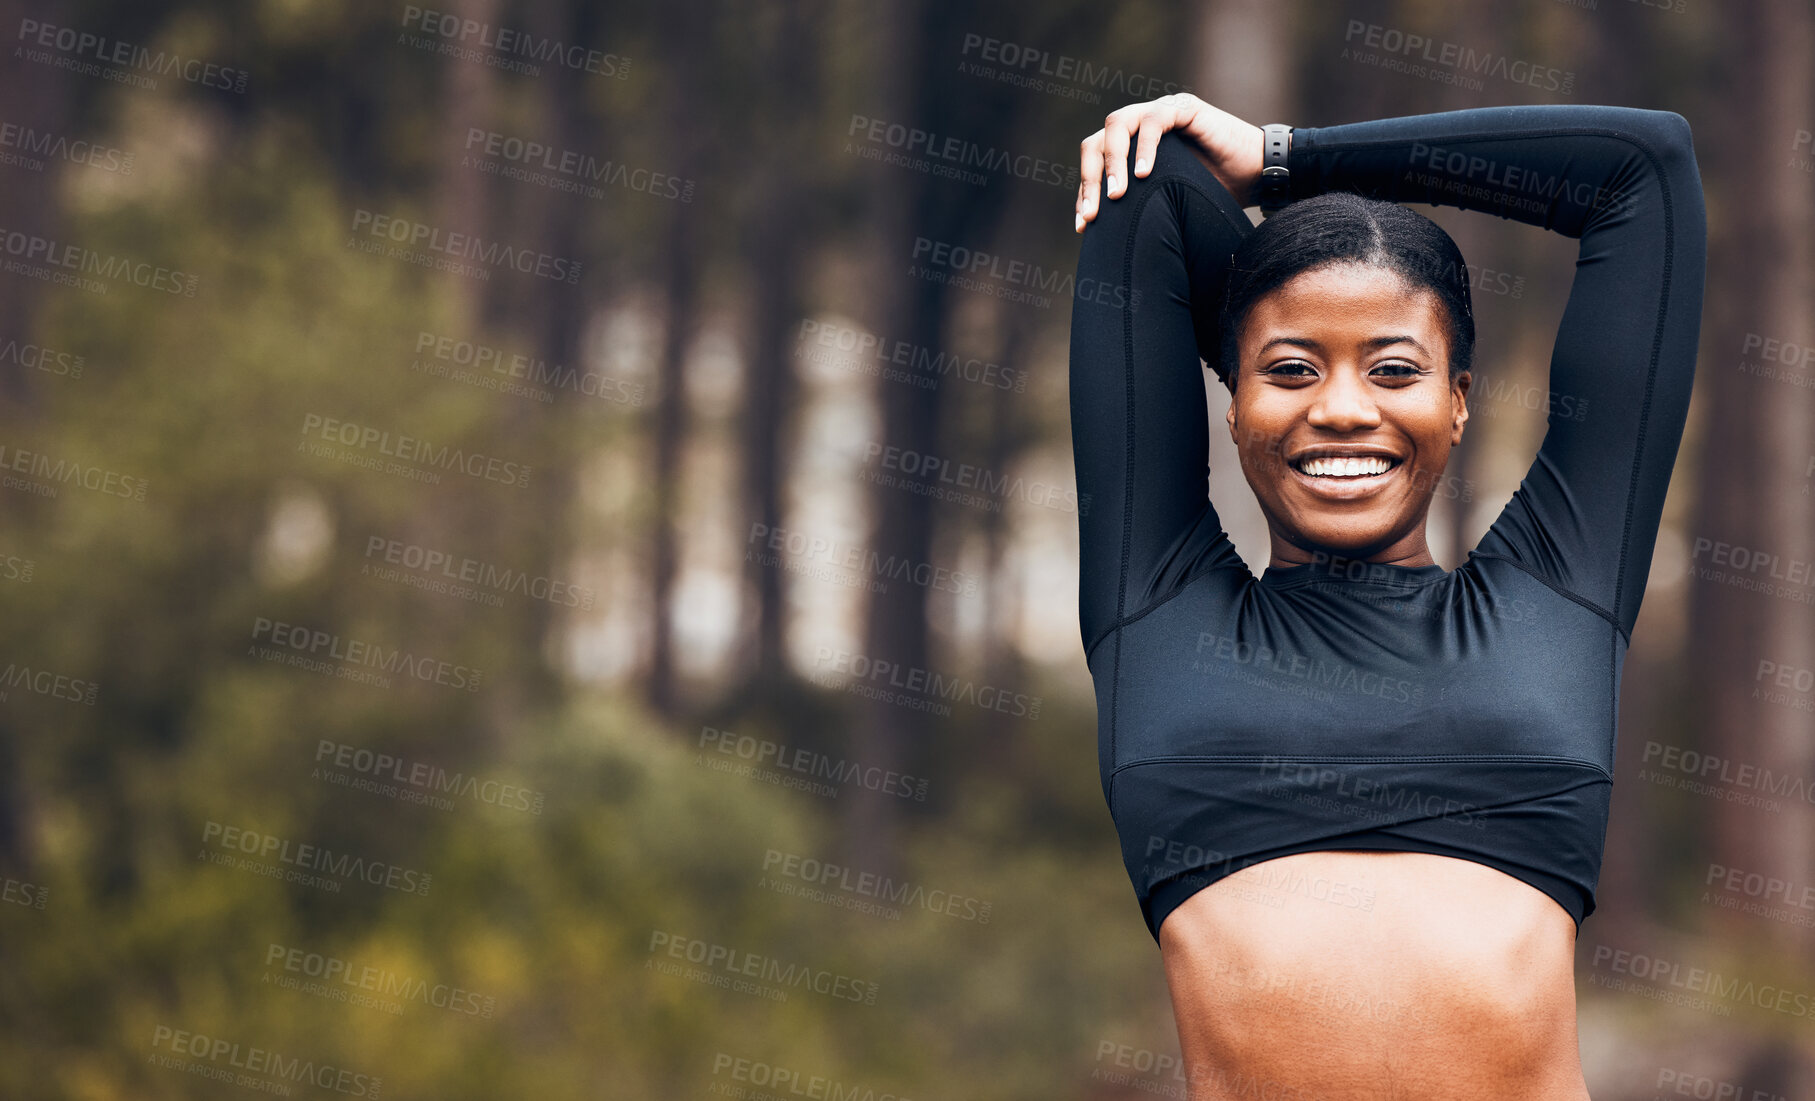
[1267,535,1437,571]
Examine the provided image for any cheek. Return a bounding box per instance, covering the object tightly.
[1386,392,1456,445]
[1233,390,1299,436]
[1234,411,1296,478]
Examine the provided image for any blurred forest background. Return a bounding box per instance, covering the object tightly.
[1,0,1812,1097]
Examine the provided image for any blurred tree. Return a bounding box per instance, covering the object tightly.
[644,0,704,718]
[1695,0,1815,962]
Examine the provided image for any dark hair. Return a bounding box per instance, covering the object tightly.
[1217,191,1475,388]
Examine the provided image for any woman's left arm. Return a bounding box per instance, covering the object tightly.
[1288,105,1707,641]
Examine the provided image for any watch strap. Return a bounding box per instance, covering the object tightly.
[1258,123,1292,217]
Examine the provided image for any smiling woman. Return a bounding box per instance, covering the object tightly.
[1067,95,1705,1099]
[1228,255,1470,570]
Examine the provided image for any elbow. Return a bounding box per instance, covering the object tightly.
[1599,106,1696,168]
[1625,108,1704,235]
[1656,110,1705,233]
[1637,109,1700,185]
[1649,109,1694,152]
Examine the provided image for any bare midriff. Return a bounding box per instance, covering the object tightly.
[1157,851,1590,1101]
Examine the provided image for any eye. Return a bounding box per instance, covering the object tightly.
[1371,360,1422,378]
[1260,359,1316,377]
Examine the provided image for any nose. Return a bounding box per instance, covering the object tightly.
[1304,364,1381,431]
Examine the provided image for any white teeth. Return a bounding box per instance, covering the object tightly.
[1297,455,1394,477]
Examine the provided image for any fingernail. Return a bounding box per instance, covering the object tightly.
[1075,212,1085,233]
[1107,174,1119,194]
[1135,158,1149,174]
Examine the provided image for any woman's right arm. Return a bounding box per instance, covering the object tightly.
[1069,126,1256,662]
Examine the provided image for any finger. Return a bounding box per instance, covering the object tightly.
[1077,131,1103,228]
[1102,110,1135,199]
[1132,109,1169,179]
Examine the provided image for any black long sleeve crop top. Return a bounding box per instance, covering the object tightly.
[1067,105,1706,943]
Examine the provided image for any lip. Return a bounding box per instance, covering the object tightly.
[1286,445,1404,464]
[1286,450,1405,501]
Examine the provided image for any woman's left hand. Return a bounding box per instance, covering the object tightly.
[1075,92,1264,232]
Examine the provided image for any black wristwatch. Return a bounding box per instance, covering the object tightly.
[1257,123,1292,217]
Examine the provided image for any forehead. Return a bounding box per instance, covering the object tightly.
[1243,263,1444,332]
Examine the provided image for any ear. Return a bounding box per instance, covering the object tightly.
[1450,370,1471,445]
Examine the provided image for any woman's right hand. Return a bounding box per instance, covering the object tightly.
[1075,93,1265,233]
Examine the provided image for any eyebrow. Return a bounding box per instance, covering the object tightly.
[1258,335,1431,355]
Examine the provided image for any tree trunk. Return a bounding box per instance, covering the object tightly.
[435,0,499,325]
[646,0,706,718]
[0,0,72,876]
[1694,0,1815,967]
